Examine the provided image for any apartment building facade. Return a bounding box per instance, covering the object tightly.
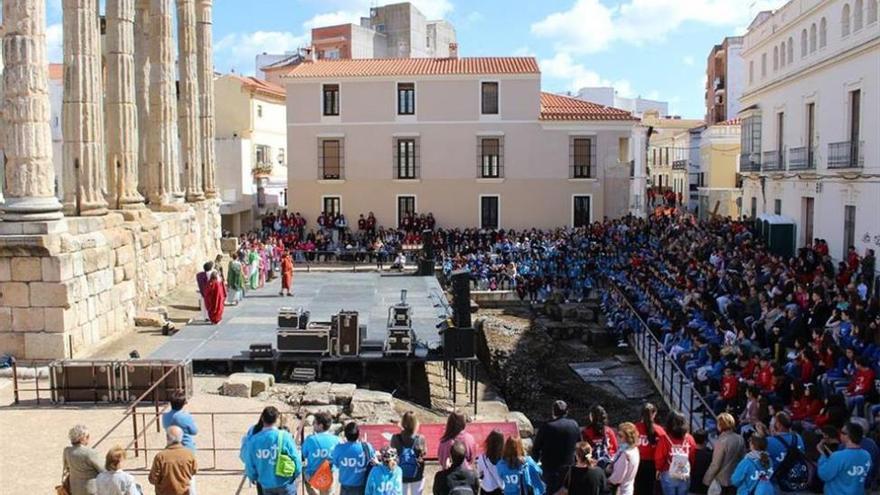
[739,0,879,259]
[214,75,289,235]
[283,57,643,230]
[697,120,742,220]
[644,110,705,193]
[705,36,745,124]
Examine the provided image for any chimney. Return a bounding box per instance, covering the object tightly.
[448,42,458,59]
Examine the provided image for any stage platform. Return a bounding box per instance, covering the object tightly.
[150,272,452,364]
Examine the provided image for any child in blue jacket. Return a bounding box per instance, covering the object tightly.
[332,422,377,495]
[365,446,403,495]
[302,413,341,494]
[731,435,775,495]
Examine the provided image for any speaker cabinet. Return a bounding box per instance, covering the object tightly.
[443,327,476,359]
[450,269,472,328]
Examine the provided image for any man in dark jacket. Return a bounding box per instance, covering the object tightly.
[532,400,581,494]
[433,442,478,495]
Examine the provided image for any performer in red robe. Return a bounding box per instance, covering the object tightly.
[280,251,294,296]
[205,272,227,324]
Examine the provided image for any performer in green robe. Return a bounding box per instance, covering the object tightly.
[227,255,245,304]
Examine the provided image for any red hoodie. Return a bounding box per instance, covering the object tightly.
[721,375,739,401]
[581,426,619,458]
[654,434,697,473]
[848,368,876,395]
[756,365,774,392]
[635,422,668,462]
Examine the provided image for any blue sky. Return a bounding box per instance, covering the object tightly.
[44,0,788,119]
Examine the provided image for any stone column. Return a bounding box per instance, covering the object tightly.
[62,0,109,216]
[147,0,183,208]
[177,0,204,202]
[1,0,64,221]
[196,0,217,199]
[106,0,145,209]
[134,0,150,201]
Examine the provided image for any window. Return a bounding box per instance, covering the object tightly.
[480,196,499,230]
[850,89,861,147]
[571,137,593,178]
[481,82,499,115]
[749,61,754,84]
[807,102,815,166]
[810,23,817,52]
[322,84,339,116]
[820,17,827,47]
[750,197,758,220]
[869,0,878,24]
[843,205,856,254]
[802,197,815,246]
[319,139,342,180]
[322,48,340,60]
[394,138,418,179]
[855,0,864,30]
[774,199,782,215]
[278,148,286,166]
[761,53,767,77]
[787,37,794,63]
[255,144,271,165]
[773,46,779,70]
[397,83,415,115]
[478,137,502,178]
[397,196,416,227]
[777,112,785,165]
[573,196,591,228]
[842,3,851,36]
[256,105,263,118]
[801,29,808,57]
[322,196,341,217]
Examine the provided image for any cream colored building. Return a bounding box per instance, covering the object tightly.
[644,110,705,199]
[281,57,644,230]
[214,75,288,235]
[697,120,742,219]
[739,0,879,258]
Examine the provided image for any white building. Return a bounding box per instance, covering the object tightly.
[214,75,288,235]
[739,0,879,259]
[576,87,669,118]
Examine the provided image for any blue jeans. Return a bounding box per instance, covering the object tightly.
[263,483,297,495]
[659,472,689,495]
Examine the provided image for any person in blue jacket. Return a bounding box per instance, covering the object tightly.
[731,434,775,495]
[162,391,198,451]
[302,412,341,495]
[244,407,302,495]
[365,446,403,495]
[496,437,540,495]
[818,422,873,495]
[332,422,377,495]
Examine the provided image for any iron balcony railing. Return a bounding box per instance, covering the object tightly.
[672,159,687,170]
[828,140,864,169]
[740,153,761,172]
[762,150,784,172]
[788,146,816,170]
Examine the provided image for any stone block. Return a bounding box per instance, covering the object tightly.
[11,257,42,281]
[0,282,30,307]
[134,310,166,327]
[41,255,74,282]
[44,307,77,333]
[12,308,45,332]
[0,308,12,332]
[298,405,343,418]
[116,245,135,266]
[0,332,25,357]
[114,267,124,284]
[29,281,72,308]
[82,249,101,274]
[123,263,136,281]
[0,259,11,282]
[25,332,69,359]
[329,383,357,405]
[220,237,239,254]
[506,411,534,438]
[221,375,253,398]
[348,389,396,422]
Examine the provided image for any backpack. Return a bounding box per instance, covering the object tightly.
[308,460,333,491]
[667,440,691,481]
[397,435,422,480]
[770,434,816,492]
[590,431,612,469]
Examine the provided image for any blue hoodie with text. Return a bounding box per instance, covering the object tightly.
[364,464,403,495]
[332,440,376,488]
[302,431,341,478]
[818,448,872,495]
[244,428,302,490]
[496,459,535,495]
[731,452,775,495]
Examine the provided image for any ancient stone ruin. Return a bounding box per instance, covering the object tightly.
[0,0,221,359]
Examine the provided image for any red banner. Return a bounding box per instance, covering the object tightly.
[357,421,519,460]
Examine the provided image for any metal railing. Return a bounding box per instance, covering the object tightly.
[762,150,783,171]
[788,146,816,170]
[828,140,864,169]
[608,282,717,433]
[287,248,426,273]
[739,153,761,172]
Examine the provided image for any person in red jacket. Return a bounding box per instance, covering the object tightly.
[655,411,697,494]
[714,367,740,414]
[581,405,618,467]
[635,403,667,495]
[790,384,823,424]
[845,357,876,415]
[754,357,774,393]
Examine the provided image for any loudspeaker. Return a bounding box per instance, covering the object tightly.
[450,269,471,328]
[443,327,475,358]
[418,259,434,276]
[421,229,434,260]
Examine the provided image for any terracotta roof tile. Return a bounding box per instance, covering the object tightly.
[229,74,286,99]
[717,117,741,126]
[539,92,637,122]
[283,57,540,78]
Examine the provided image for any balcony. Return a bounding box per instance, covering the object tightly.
[740,153,761,172]
[672,160,687,170]
[788,146,816,171]
[762,150,784,172]
[828,141,864,169]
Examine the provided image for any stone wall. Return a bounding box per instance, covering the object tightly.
[0,202,221,359]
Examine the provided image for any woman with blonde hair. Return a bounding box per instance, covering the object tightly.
[702,413,745,495]
[608,423,640,495]
[391,411,427,495]
[95,446,142,495]
[62,424,105,495]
